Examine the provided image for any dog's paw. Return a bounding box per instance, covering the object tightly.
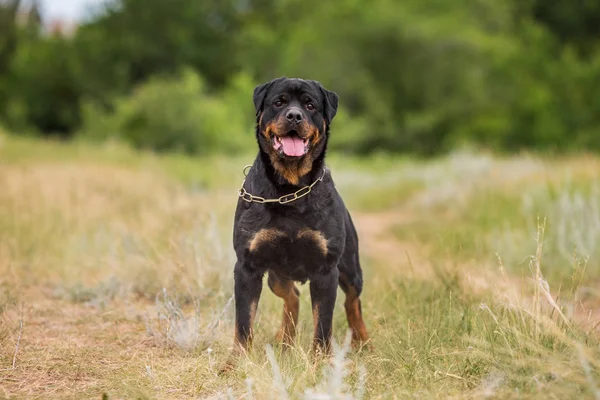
[218,347,247,376]
[274,331,296,349]
[218,357,237,376]
[351,339,374,353]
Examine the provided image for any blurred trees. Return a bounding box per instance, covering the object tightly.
[0,0,599,154]
[73,0,240,100]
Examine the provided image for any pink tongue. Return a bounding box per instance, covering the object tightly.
[281,136,306,156]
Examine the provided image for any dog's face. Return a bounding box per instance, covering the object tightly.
[253,78,339,166]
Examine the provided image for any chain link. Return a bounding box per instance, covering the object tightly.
[238,166,326,204]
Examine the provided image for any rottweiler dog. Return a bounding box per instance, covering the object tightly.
[231,77,369,356]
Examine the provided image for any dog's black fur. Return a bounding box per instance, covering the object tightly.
[231,77,369,355]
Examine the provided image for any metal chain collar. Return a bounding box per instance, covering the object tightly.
[238,165,326,204]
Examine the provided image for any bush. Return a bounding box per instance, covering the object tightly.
[79,69,256,154]
[3,36,81,136]
[327,107,370,154]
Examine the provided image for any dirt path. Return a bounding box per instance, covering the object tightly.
[354,207,600,335]
[354,208,509,290]
[353,210,436,281]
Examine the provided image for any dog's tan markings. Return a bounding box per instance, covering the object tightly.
[263,115,318,185]
[264,123,273,140]
[271,279,300,344]
[233,327,246,353]
[233,299,259,353]
[339,273,370,348]
[344,288,370,346]
[265,117,288,140]
[249,300,258,327]
[297,229,328,256]
[249,229,286,252]
[234,300,258,353]
[312,303,320,342]
[270,155,313,185]
[310,125,322,145]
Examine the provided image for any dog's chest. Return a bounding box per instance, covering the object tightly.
[246,227,329,279]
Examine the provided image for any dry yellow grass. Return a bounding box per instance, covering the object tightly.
[1,136,600,399]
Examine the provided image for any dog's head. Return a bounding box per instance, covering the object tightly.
[252,77,338,183]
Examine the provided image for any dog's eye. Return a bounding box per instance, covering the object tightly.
[306,102,315,111]
[274,100,283,107]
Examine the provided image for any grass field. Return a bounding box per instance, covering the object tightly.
[1,133,600,399]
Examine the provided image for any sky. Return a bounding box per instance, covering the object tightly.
[38,0,108,21]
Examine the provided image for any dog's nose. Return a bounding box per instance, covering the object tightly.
[285,108,303,124]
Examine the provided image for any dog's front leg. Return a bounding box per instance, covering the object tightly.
[233,261,263,353]
[309,267,339,353]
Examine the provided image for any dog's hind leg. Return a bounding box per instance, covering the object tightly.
[339,271,370,348]
[268,271,300,346]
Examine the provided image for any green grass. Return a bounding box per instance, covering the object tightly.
[0,133,248,189]
[393,167,600,289]
[1,132,600,399]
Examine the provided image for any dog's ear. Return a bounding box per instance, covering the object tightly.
[253,82,271,117]
[319,85,339,124]
[253,77,285,117]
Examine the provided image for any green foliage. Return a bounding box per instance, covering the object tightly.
[0,0,43,125]
[4,36,81,135]
[528,0,600,56]
[1,0,600,154]
[72,0,239,96]
[80,69,256,154]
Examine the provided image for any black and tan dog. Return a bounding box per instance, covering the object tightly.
[231,77,369,356]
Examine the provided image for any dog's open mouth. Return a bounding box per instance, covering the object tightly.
[272,130,309,157]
